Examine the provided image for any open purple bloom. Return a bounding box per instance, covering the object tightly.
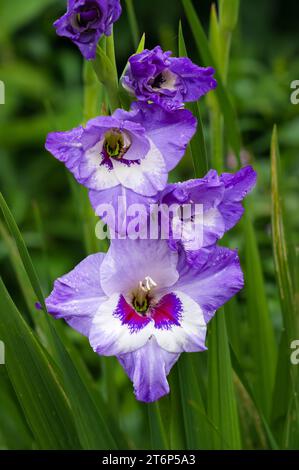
[45,238,244,402]
[122,46,217,110]
[54,0,122,60]
[159,166,257,264]
[45,102,197,213]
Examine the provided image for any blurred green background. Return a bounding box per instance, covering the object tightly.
[0,0,298,450]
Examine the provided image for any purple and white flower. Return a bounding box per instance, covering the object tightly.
[122,46,217,110]
[45,238,244,402]
[159,166,257,264]
[45,102,197,213]
[54,0,122,60]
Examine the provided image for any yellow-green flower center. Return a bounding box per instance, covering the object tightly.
[133,297,149,314]
[104,130,125,159]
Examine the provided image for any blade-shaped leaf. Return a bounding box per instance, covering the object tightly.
[125,0,140,48]
[271,126,297,339]
[230,345,280,450]
[270,126,298,449]
[207,310,241,449]
[0,278,81,450]
[147,402,169,450]
[177,354,214,449]
[243,204,277,419]
[0,369,33,450]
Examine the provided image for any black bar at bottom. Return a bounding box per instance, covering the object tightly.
[0,450,298,467]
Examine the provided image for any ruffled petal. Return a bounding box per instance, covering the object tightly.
[169,58,217,102]
[45,126,84,174]
[45,253,107,336]
[219,166,257,231]
[128,103,197,171]
[118,337,179,402]
[175,246,244,323]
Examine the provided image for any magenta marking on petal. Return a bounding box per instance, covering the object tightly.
[100,150,114,170]
[100,146,141,169]
[113,295,151,333]
[152,293,182,330]
[118,158,141,167]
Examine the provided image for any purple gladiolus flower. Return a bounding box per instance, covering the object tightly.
[45,102,197,212]
[122,46,217,110]
[54,0,122,60]
[45,239,244,402]
[159,166,257,264]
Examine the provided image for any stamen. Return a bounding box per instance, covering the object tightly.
[139,276,157,293]
[132,276,157,315]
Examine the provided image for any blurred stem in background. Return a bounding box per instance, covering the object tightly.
[125,0,140,49]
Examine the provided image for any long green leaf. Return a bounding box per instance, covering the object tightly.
[207,311,241,449]
[125,0,140,48]
[169,366,186,449]
[208,4,224,172]
[178,354,214,449]
[244,205,277,419]
[270,126,298,448]
[0,369,33,450]
[271,126,297,339]
[148,402,169,450]
[230,345,280,450]
[0,278,81,449]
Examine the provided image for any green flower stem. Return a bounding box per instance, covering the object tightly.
[93,36,121,113]
[83,61,103,123]
[208,4,224,173]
